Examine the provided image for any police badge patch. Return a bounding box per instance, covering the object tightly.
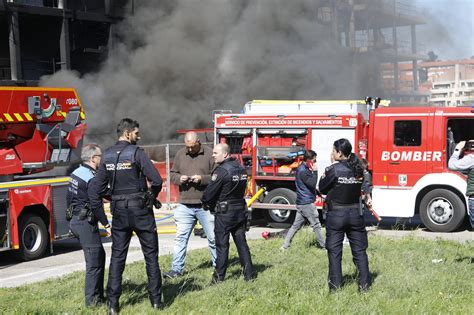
[211,174,218,181]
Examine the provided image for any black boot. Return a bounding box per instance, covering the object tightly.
[108,301,119,315]
[150,296,164,310]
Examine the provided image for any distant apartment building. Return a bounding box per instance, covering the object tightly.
[422,59,474,107]
[381,59,474,106]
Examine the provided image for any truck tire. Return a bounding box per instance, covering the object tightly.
[419,189,466,232]
[263,188,297,228]
[16,215,49,261]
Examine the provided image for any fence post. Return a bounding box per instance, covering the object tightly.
[166,143,171,208]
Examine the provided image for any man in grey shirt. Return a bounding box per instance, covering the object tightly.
[448,140,474,230]
[164,132,217,278]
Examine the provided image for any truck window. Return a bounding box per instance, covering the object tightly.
[394,120,421,146]
[447,118,474,158]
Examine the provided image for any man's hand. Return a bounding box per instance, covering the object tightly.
[364,194,372,208]
[455,141,466,151]
[180,175,190,183]
[190,175,202,183]
[105,224,111,236]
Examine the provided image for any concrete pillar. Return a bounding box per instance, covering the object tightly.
[348,0,355,48]
[59,6,71,70]
[411,24,418,91]
[7,10,22,81]
[105,0,113,16]
[331,0,340,44]
[108,23,115,57]
[59,0,71,70]
[392,0,399,93]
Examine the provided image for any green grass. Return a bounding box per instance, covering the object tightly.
[1,229,473,314]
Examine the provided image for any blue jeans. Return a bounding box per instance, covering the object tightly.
[171,204,217,273]
[469,198,474,229]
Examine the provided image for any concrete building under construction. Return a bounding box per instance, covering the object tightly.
[0,0,131,86]
[316,0,428,103]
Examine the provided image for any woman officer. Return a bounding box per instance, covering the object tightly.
[318,138,371,293]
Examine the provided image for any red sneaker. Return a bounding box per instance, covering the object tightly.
[261,231,270,240]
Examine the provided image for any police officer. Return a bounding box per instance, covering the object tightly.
[318,138,371,292]
[67,143,110,307]
[201,143,255,282]
[89,118,163,313]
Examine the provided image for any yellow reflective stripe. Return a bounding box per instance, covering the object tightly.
[14,113,24,121]
[3,114,13,122]
[24,113,33,121]
[0,177,70,189]
[80,112,85,119]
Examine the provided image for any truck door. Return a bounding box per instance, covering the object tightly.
[386,117,428,187]
[311,128,355,180]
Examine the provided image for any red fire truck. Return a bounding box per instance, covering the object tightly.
[0,87,86,260]
[214,99,474,232]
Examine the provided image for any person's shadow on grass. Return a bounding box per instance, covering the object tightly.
[225,256,272,280]
[341,271,379,289]
[162,276,203,306]
[120,281,148,306]
[454,256,474,264]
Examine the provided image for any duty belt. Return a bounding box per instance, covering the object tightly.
[330,202,359,210]
[112,192,146,209]
[214,199,245,214]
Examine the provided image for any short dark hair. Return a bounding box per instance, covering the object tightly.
[303,149,317,161]
[117,118,139,137]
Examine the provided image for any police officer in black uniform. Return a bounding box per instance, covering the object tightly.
[89,118,163,314]
[67,143,110,307]
[201,143,255,282]
[318,138,371,292]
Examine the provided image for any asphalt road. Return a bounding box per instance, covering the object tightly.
[0,212,471,288]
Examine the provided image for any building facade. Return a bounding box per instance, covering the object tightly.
[0,0,131,86]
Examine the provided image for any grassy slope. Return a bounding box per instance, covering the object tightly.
[1,229,472,314]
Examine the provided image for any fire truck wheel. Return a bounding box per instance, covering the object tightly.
[419,189,466,232]
[16,215,49,261]
[263,188,297,228]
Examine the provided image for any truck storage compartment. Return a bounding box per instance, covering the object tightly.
[256,146,305,176]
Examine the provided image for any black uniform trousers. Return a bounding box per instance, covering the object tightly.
[325,207,371,291]
[70,216,106,306]
[107,206,162,307]
[214,209,254,281]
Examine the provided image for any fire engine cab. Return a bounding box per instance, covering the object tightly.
[0,87,86,260]
[214,99,474,232]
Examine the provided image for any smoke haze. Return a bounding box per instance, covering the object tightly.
[415,0,474,60]
[41,0,382,145]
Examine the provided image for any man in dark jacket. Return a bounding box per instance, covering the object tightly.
[201,143,255,282]
[89,118,163,313]
[281,150,325,250]
[448,140,474,230]
[164,131,216,279]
